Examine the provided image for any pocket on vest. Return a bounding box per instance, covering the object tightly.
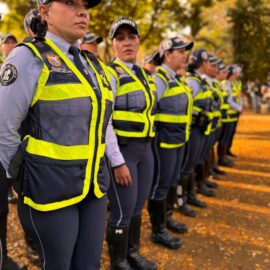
[23,154,87,205]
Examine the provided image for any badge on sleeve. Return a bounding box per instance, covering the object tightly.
[46,54,62,67]
[0,64,18,86]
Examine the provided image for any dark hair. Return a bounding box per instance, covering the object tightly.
[30,15,48,38]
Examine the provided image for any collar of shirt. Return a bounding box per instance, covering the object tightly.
[202,74,214,85]
[161,63,176,79]
[46,32,80,56]
[115,58,136,73]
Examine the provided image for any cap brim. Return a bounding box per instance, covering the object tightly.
[87,0,101,8]
[83,36,103,44]
[174,41,194,51]
[1,34,17,44]
[111,24,139,39]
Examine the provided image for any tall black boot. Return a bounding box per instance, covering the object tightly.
[218,144,234,167]
[148,198,181,249]
[204,161,218,189]
[127,215,157,270]
[176,175,197,217]
[0,218,27,270]
[106,224,133,270]
[186,172,208,208]
[195,164,215,197]
[166,186,188,233]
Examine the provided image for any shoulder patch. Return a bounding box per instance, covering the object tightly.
[0,64,18,86]
[115,66,125,74]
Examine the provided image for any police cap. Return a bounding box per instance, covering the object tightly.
[159,37,193,58]
[208,54,222,65]
[0,33,17,44]
[110,17,139,39]
[81,32,103,44]
[37,0,101,9]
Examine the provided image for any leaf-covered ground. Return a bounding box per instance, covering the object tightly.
[6,111,270,270]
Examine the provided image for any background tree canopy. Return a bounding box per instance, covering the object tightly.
[0,0,270,83]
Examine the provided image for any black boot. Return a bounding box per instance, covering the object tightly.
[212,164,226,175]
[148,199,182,249]
[204,161,218,189]
[177,175,197,217]
[227,150,237,158]
[106,225,133,270]
[218,144,234,167]
[166,187,188,234]
[1,218,27,270]
[195,164,215,197]
[127,215,157,270]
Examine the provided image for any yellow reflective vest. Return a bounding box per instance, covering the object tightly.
[155,67,193,149]
[20,38,113,211]
[186,72,213,135]
[109,60,156,139]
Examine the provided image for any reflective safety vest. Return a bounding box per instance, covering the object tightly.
[109,60,156,139]
[186,72,213,135]
[20,38,113,211]
[155,67,193,149]
[221,80,238,123]
[208,79,222,130]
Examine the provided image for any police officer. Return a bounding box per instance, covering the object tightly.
[0,0,113,269]
[179,49,213,210]
[148,37,193,250]
[80,32,103,57]
[195,54,222,190]
[218,65,242,167]
[0,32,27,270]
[226,65,243,157]
[106,17,157,270]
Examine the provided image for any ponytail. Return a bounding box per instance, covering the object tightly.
[30,15,48,38]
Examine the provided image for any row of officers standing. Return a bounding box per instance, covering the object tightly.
[0,0,243,269]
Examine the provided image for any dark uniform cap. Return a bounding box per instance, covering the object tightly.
[144,51,159,63]
[36,0,101,9]
[218,63,228,72]
[110,17,139,39]
[24,9,40,32]
[0,33,17,44]
[159,37,193,57]
[81,32,103,44]
[228,64,242,75]
[208,54,222,65]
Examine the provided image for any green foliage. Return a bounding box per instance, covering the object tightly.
[228,0,270,82]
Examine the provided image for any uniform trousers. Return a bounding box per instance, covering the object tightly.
[18,190,107,270]
[108,140,154,227]
[227,120,238,152]
[183,125,205,175]
[150,134,186,200]
[200,132,216,163]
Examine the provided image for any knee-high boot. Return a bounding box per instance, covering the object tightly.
[127,215,157,270]
[106,225,133,270]
[166,187,188,233]
[186,172,208,208]
[176,175,196,217]
[148,198,181,249]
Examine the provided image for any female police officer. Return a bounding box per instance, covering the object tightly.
[106,17,157,270]
[148,37,193,249]
[0,0,113,269]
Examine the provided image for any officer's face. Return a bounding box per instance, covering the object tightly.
[112,26,140,63]
[165,49,186,71]
[1,37,17,57]
[206,62,218,77]
[216,70,227,80]
[40,0,90,44]
[80,41,99,57]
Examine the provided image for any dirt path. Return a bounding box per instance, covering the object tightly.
[7,111,270,270]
